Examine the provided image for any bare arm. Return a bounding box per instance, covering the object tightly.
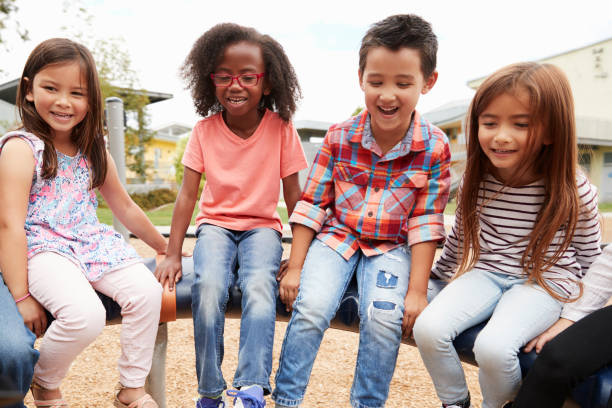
[98,151,167,255]
[154,166,202,290]
[282,172,302,218]
[278,223,316,311]
[0,139,47,336]
[403,241,437,337]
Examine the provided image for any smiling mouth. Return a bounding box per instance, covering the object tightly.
[378,106,398,115]
[51,112,73,120]
[492,148,517,153]
[227,97,247,105]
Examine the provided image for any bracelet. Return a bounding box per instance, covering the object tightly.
[14,292,31,303]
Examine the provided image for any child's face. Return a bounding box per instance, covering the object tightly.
[359,46,436,142]
[214,41,269,123]
[478,90,545,184]
[25,61,89,141]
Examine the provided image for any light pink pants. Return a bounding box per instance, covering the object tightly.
[28,252,162,389]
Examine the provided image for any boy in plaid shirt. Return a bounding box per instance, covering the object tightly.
[272,14,451,408]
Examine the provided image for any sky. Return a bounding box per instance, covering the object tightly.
[1,0,612,129]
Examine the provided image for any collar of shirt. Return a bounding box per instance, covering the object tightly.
[347,110,426,161]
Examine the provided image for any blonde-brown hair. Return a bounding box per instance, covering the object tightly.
[16,38,107,188]
[458,62,579,301]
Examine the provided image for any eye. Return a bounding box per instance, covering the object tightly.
[397,82,413,88]
[515,122,529,129]
[480,121,497,128]
[72,91,85,97]
[368,81,382,87]
[213,75,232,85]
[43,86,56,92]
[240,74,257,85]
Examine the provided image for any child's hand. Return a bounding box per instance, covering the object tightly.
[276,259,289,281]
[154,255,183,292]
[279,266,301,312]
[524,317,574,353]
[402,291,428,339]
[17,296,47,338]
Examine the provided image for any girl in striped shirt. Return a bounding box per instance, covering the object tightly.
[413,62,601,408]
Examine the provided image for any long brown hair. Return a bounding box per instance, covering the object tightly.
[16,38,107,188]
[458,62,579,301]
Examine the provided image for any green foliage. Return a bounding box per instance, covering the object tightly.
[93,38,154,179]
[129,189,177,211]
[174,136,188,185]
[96,188,177,212]
[59,2,154,179]
[0,0,27,45]
[174,135,205,193]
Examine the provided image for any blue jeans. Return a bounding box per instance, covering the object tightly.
[0,273,39,408]
[273,239,417,408]
[191,224,282,396]
[413,270,563,408]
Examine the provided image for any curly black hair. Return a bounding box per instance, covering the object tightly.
[181,23,301,122]
[359,14,438,79]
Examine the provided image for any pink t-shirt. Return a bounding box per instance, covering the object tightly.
[182,110,308,232]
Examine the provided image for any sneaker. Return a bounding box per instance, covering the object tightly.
[196,395,227,408]
[227,385,265,408]
[442,392,471,408]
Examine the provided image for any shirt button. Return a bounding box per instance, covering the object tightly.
[374,187,380,192]
[368,211,373,217]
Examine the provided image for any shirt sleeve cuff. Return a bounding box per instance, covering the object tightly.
[407,213,446,246]
[288,201,327,233]
[560,308,586,323]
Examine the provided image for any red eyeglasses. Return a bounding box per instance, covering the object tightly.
[210,73,265,88]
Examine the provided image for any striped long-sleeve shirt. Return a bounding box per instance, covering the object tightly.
[432,173,602,318]
[290,110,451,260]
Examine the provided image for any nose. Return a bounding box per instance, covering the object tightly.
[379,84,396,103]
[493,125,512,144]
[56,92,70,107]
[228,77,243,90]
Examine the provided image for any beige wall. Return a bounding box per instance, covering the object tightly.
[469,38,612,121]
[541,39,612,120]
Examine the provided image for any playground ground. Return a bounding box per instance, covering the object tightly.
[22,238,484,408]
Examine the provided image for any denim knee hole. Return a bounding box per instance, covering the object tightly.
[376,270,398,288]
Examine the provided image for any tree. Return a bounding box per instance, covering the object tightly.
[60,2,154,180]
[93,38,154,180]
[0,0,28,75]
[0,0,27,46]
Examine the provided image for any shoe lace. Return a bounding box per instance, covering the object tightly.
[226,389,265,408]
[196,397,225,408]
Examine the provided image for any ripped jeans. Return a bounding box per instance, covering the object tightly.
[272,239,416,408]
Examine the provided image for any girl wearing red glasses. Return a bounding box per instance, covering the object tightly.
[155,23,307,408]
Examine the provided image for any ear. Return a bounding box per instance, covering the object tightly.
[23,77,34,102]
[421,71,438,95]
[358,70,365,91]
[262,79,271,96]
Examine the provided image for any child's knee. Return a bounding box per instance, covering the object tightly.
[413,309,451,351]
[59,301,106,342]
[473,332,516,371]
[0,335,37,367]
[530,342,573,381]
[122,278,163,316]
[361,299,403,332]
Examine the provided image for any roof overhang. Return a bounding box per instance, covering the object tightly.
[0,78,172,105]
